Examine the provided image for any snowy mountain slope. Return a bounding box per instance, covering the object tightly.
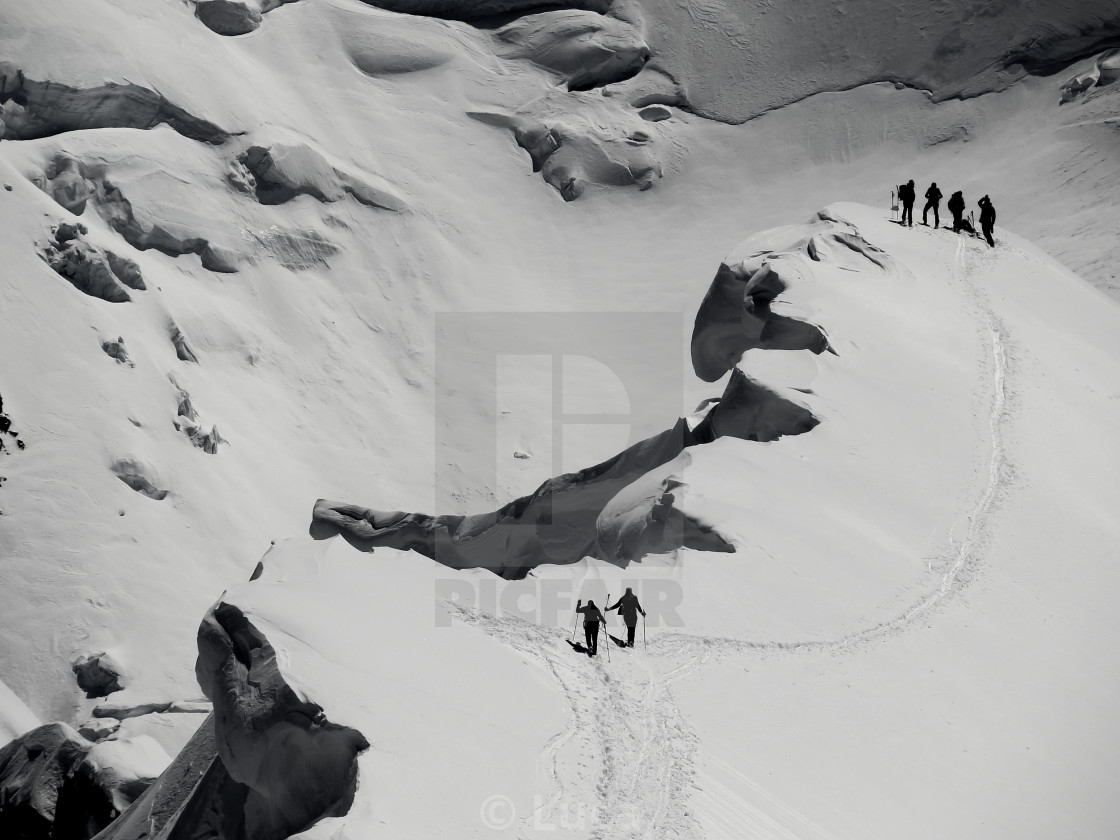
[91,204,1120,840]
[0,0,1119,835]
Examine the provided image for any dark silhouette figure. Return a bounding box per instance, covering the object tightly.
[576,599,605,656]
[947,191,966,233]
[898,180,916,226]
[607,588,646,647]
[978,195,996,247]
[923,182,942,227]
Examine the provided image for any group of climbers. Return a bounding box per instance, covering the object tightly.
[896,180,997,247]
[575,588,646,657]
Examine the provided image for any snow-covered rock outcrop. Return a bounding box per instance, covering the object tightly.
[0,723,167,840]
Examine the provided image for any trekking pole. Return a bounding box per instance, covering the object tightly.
[643,613,647,649]
[604,593,611,663]
[570,610,578,643]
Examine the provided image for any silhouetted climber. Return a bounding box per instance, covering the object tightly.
[922,182,942,227]
[576,599,606,657]
[978,195,996,247]
[898,180,916,226]
[947,191,966,232]
[607,588,646,648]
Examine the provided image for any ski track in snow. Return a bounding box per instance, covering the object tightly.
[450,229,1016,838]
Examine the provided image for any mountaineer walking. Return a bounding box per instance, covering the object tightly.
[576,599,606,657]
[607,588,646,648]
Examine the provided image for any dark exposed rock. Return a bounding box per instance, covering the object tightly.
[195,0,263,36]
[353,0,611,24]
[169,328,198,364]
[101,338,133,367]
[0,63,230,143]
[110,461,168,501]
[171,380,225,454]
[103,253,144,291]
[40,226,133,304]
[72,654,126,700]
[0,723,116,840]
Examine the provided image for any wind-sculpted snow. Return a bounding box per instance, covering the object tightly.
[312,418,698,577]
[596,453,735,563]
[0,64,229,143]
[690,212,897,382]
[355,0,611,23]
[193,603,368,839]
[313,369,817,575]
[470,109,662,199]
[232,143,405,211]
[492,11,650,91]
[1060,48,1120,102]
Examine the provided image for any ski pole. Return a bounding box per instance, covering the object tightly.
[570,610,578,642]
[643,613,647,649]
[604,593,611,663]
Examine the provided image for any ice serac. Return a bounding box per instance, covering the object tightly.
[0,64,229,143]
[689,211,893,382]
[596,452,735,563]
[312,358,818,575]
[0,723,165,840]
[190,603,368,839]
[312,418,697,577]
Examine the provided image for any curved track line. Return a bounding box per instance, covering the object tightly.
[449,230,1017,839]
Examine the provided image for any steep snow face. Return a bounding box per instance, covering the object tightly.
[637,0,1120,121]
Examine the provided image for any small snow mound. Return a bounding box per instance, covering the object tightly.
[234,143,405,211]
[470,109,662,200]
[493,11,650,91]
